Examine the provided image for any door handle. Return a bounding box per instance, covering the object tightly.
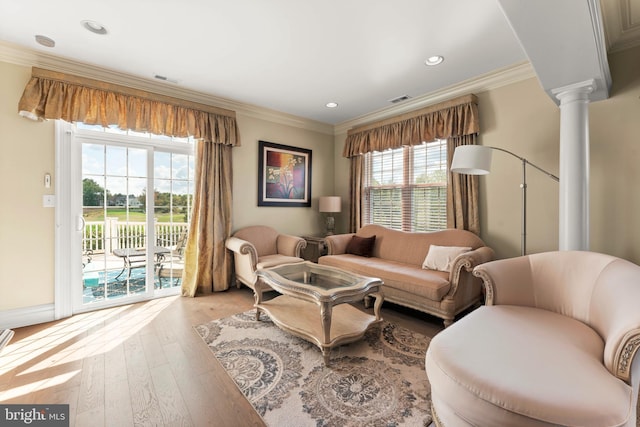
[77,215,86,232]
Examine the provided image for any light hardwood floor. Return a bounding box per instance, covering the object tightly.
[0,287,443,427]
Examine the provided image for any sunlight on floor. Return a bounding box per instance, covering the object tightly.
[0,296,179,401]
[0,371,81,401]
[0,305,130,375]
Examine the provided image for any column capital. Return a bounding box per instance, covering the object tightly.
[552,79,596,103]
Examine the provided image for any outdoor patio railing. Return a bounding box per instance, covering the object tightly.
[83,219,188,254]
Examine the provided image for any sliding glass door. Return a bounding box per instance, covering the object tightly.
[65,124,194,313]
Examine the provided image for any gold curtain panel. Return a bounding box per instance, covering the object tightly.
[343,94,478,157]
[18,67,240,146]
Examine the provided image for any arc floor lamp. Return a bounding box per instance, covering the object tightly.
[450,145,559,256]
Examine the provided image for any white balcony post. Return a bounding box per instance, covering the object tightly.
[106,217,118,253]
[553,80,595,251]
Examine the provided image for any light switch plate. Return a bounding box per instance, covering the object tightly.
[43,195,55,207]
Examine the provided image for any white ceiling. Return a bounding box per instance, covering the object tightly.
[0,0,638,126]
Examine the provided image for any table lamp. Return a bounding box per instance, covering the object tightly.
[319,196,341,235]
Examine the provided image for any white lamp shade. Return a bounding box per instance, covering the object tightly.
[319,196,341,213]
[450,145,493,175]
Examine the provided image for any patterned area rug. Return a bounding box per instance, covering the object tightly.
[194,310,432,427]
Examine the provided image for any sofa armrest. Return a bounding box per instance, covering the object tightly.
[472,256,536,306]
[446,246,495,298]
[225,236,258,268]
[324,233,355,255]
[276,234,307,257]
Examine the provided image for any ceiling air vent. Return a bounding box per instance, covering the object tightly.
[389,95,411,104]
[154,74,179,84]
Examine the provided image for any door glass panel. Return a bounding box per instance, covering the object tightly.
[154,151,193,289]
[74,127,194,311]
[82,143,104,175]
[155,151,171,179]
[82,144,150,304]
[129,149,147,177]
[173,153,189,179]
[106,146,126,175]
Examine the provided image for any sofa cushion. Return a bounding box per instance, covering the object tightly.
[426,305,633,426]
[354,224,486,267]
[346,235,376,257]
[319,255,451,301]
[422,245,471,272]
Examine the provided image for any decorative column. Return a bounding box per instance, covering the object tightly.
[552,79,595,251]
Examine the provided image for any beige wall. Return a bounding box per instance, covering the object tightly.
[0,62,55,311]
[476,45,640,262]
[2,44,640,314]
[336,45,640,264]
[231,114,335,235]
[334,78,563,259]
[589,46,640,263]
[476,77,561,259]
[0,61,335,312]
[333,132,350,234]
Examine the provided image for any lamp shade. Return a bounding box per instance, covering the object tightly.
[450,145,493,175]
[319,196,341,213]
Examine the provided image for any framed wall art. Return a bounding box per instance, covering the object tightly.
[258,140,312,207]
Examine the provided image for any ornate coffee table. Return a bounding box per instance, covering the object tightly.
[255,261,383,365]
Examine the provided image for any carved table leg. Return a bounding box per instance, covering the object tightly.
[254,281,264,321]
[320,302,333,365]
[372,292,384,321]
[363,295,372,308]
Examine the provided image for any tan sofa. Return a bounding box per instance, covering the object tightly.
[318,224,494,327]
[426,251,640,426]
[225,225,307,291]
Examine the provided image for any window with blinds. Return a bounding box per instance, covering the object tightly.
[363,140,447,232]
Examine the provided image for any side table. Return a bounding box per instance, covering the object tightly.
[302,235,327,262]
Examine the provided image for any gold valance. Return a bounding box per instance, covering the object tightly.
[343,94,478,157]
[18,67,240,146]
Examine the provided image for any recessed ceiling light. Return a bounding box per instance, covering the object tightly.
[81,20,108,35]
[326,102,339,108]
[35,35,55,48]
[425,55,444,66]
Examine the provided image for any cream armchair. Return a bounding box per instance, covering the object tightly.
[225,225,307,291]
[426,251,640,427]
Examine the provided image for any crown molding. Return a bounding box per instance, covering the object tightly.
[587,0,613,100]
[333,61,536,135]
[1,40,536,138]
[0,41,335,136]
[600,0,640,53]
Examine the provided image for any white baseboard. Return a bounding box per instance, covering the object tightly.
[0,304,55,329]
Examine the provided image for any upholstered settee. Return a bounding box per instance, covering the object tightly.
[426,251,640,427]
[225,225,307,291]
[318,224,494,327]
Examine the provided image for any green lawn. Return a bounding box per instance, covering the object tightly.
[83,208,185,223]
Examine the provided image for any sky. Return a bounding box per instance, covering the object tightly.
[82,140,193,198]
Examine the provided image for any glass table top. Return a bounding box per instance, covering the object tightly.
[258,261,380,292]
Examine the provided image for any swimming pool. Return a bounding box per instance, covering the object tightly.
[82,265,181,304]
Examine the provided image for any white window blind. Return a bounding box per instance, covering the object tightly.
[363,140,447,232]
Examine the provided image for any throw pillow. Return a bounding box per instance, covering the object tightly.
[346,235,376,257]
[422,245,472,272]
